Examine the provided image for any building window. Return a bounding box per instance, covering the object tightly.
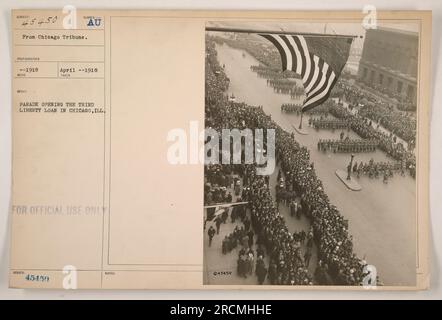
[379,74,384,85]
[407,85,415,100]
[363,67,368,79]
[397,81,403,93]
[387,77,393,88]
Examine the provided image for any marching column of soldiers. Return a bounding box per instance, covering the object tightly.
[267,78,303,96]
[250,65,282,79]
[281,103,331,116]
[281,103,302,114]
[310,118,350,130]
[352,158,404,182]
[318,137,378,153]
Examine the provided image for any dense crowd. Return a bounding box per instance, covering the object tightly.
[204,185,233,206]
[204,164,235,205]
[222,224,248,255]
[360,81,403,101]
[275,124,369,285]
[358,104,416,144]
[242,165,313,285]
[397,100,417,112]
[327,101,416,177]
[215,34,417,147]
[359,80,417,112]
[205,40,230,106]
[332,80,416,144]
[205,38,370,285]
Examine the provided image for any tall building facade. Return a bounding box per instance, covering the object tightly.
[357,27,418,102]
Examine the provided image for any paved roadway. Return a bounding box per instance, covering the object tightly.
[211,43,417,286]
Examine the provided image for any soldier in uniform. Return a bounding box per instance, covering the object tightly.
[256,257,267,285]
[208,225,216,247]
[215,215,222,234]
[304,248,312,267]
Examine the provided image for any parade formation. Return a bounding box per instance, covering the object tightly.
[204,38,373,286]
[281,103,330,116]
[204,25,417,287]
[310,118,350,130]
[317,138,378,153]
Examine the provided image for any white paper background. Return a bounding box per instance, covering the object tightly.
[0,0,441,299]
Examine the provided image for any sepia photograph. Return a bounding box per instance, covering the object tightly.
[203,20,420,287]
[6,8,431,294]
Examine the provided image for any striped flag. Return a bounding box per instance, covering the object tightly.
[260,34,353,111]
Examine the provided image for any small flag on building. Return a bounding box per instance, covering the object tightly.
[260,34,353,111]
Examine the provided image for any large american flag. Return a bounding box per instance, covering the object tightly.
[260,34,353,112]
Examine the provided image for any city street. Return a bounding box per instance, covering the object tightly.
[204,43,417,286]
[204,166,317,285]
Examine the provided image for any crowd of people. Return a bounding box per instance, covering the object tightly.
[206,39,230,107]
[331,80,366,105]
[332,80,416,145]
[327,100,416,177]
[358,104,416,144]
[204,184,233,206]
[274,124,369,285]
[247,63,416,177]
[359,80,417,112]
[359,81,403,101]
[241,165,313,285]
[204,164,236,205]
[222,224,250,254]
[240,43,418,144]
[397,100,417,112]
[205,38,371,286]
[317,138,378,153]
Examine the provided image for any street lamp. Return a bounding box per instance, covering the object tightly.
[299,98,306,130]
[298,111,303,130]
[347,153,355,180]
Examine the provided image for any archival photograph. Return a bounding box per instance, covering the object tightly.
[203,20,419,287]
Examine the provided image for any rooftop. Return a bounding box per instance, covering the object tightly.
[370,26,418,38]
